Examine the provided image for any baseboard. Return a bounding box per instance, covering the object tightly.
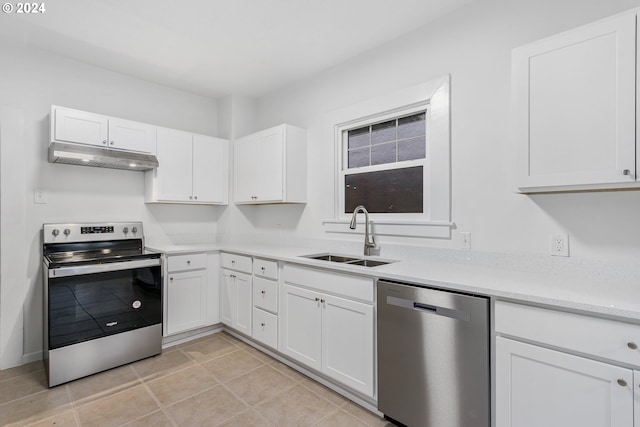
[162,324,223,349]
[22,350,43,365]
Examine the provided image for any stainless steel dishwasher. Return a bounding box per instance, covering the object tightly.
[377,280,490,427]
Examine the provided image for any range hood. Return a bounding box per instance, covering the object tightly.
[48,142,159,171]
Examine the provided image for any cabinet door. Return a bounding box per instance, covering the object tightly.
[220,269,236,327]
[322,294,374,397]
[234,128,284,203]
[254,127,284,202]
[233,135,260,202]
[192,135,228,204]
[496,337,633,427]
[280,284,322,370]
[234,272,252,335]
[53,107,108,147]
[107,118,156,154]
[514,12,636,191]
[154,128,193,202]
[166,270,207,335]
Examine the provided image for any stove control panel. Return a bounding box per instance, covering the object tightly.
[43,222,144,244]
[81,226,114,234]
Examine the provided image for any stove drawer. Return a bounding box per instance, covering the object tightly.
[167,253,207,272]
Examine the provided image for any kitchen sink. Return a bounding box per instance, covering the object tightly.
[302,253,394,267]
[348,259,390,267]
[307,254,361,263]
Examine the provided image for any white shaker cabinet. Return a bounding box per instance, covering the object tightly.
[220,253,253,336]
[233,124,307,204]
[252,258,279,349]
[280,265,374,397]
[513,10,638,192]
[495,301,640,427]
[496,337,633,427]
[164,252,220,336]
[145,128,229,204]
[51,105,156,154]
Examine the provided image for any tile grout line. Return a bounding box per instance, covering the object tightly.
[130,372,180,427]
[130,361,179,427]
[63,383,84,427]
[310,405,344,427]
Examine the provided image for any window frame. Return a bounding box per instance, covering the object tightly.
[324,75,452,239]
[338,104,431,221]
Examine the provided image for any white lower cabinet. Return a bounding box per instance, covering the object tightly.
[252,307,278,348]
[495,301,640,427]
[251,259,280,349]
[166,270,207,336]
[281,284,322,370]
[280,265,374,397]
[220,253,253,336]
[496,337,633,427]
[221,270,252,335]
[164,252,219,337]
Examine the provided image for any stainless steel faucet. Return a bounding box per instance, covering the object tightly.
[349,205,376,256]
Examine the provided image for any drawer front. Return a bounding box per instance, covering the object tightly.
[167,253,206,272]
[253,277,278,313]
[253,258,278,280]
[252,308,277,349]
[221,252,252,273]
[496,301,640,368]
[283,264,374,302]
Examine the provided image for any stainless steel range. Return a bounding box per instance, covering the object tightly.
[42,222,162,387]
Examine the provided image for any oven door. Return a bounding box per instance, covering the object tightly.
[46,258,162,350]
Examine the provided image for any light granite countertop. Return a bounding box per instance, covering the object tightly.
[146,242,640,323]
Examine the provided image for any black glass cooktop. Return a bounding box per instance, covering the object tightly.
[44,240,160,268]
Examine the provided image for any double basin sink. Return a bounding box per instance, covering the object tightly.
[302,253,394,268]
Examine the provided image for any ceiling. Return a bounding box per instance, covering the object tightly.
[0,0,472,98]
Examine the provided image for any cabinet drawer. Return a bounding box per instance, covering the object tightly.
[283,264,374,302]
[496,301,640,368]
[252,308,277,349]
[253,277,278,313]
[221,252,252,273]
[167,253,206,272]
[253,258,278,280]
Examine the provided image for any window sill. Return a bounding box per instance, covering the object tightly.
[322,219,453,239]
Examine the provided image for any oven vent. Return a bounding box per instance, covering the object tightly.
[48,142,159,171]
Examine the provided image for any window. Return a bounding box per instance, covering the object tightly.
[326,76,451,238]
[342,110,428,215]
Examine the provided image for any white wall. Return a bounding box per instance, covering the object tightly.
[0,40,223,367]
[247,0,640,263]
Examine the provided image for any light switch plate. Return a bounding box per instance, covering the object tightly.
[460,232,471,250]
[34,189,48,204]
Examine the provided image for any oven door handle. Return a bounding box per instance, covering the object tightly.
[48,258,161,278]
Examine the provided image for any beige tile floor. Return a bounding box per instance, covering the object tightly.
[0,332,394,427]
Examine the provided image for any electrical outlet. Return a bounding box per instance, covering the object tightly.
[460,232,471,250]
[550,233,569,257]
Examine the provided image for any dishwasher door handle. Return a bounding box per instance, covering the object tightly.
[413,302,437,312]
[387,296,471,322]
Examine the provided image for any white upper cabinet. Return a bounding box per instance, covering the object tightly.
[145,128,229,204]
[513,10,638,192]
[193,134,228,204]
[51,106,156,154]
[233,124,307,204]
[107,117,156,154]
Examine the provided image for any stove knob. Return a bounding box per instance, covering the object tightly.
[131,227,138,234]
[52,229,59,236]
[63,229,71,236]
[123,227,129,234]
